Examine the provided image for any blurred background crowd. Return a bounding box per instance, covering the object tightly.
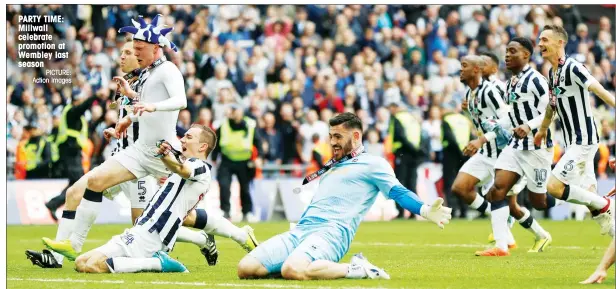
[6,5,616,218]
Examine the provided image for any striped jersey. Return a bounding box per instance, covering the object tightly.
[134,158,212,250]
[464,78,508,158]
[488,74,507,100]
[548,57,600,147]
[505,65,554,150]
[111,79,140,155]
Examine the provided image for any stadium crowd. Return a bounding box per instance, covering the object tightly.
[6,5,616,200]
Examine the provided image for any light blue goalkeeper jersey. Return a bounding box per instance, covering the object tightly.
[296,152,401,247]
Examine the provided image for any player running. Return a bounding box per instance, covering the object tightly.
[236,113,451,280]
[534,25,615,237]
[478,49,555,252]
[74,124,216,273]
[451,55,521,245]
[476,37,564,257]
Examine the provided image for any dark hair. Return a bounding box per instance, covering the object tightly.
[329,112,362,131]
[510,37,534,56]
[479,50,499,66]
[542,25,568,43]
[190,124,217,157]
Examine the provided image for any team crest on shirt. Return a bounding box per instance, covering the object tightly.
[560,76,565,83]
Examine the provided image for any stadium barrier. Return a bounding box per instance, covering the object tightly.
[7,168,613,225]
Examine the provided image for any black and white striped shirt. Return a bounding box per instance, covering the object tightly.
[549,57,600,147]
[505,65,554,150]
[465,78,508,158]
[488,74,507,101]
[112,80,140,155]
[134,158,212,250]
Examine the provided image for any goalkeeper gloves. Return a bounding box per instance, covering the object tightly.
[420,198,452,229]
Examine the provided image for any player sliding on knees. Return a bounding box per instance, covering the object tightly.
[237,113,452,280]
[534,25,615,237]
[75,124,219,273]
[26,15,257,269]
[475,37,568,257]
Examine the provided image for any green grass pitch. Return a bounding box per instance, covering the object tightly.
[7,220,615,289]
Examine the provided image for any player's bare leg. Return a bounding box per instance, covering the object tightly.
[509,194,552,252]
[237,255,271,279]
[477,170,519,256]
[546,174,614,236]
[42,159,136,262]
[452,173,489,215]
[76,249,186,273]
[280,253,389,280]
[75,251,111,273]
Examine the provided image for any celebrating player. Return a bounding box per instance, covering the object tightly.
[26,33,213,269]
[534,25,615,237]
[74,124,216,273]
[236,113,451,280]
[476,38,563,257]
[451,55,518,242]
[31,15,256,268]
[478,47,556,253]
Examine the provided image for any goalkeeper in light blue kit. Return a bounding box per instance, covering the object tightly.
[237,113,452,280]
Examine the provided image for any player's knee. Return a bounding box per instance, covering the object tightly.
[237,256,266,279]
[451,181,471,197]
[529,194,548,210]
[75,256,88,273]
[281,261,308,280]
[86,172,106,192]
[490,182,509,200]
[66,184,82,207]
[546,177,564,195]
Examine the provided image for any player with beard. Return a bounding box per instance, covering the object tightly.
[236,113,451,280]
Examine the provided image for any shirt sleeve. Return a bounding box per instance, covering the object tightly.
[527,76,551,130]
[371,157,402,199]
[486,86,509,116]
[155,66,188,111]
[571,61,597,90]
[186,158,211,182]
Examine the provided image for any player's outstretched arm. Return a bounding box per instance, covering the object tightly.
[388,186,452,229]
[589,81,616,108]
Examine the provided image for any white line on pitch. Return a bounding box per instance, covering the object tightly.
[8,278,394,289]
[352,242,584,250]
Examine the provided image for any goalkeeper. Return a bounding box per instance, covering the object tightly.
[237,113,451,280]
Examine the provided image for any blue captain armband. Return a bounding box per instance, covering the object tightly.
[388,185,424,215]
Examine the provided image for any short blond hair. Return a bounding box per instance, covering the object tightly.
[190,124,217,157]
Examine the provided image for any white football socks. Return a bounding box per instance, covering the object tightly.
[53,212,76,264]
[69,199,100,253]
[107,257,162,273]
[176,227,208,248]
[469,194,491,215]
[203,212,247,244]
[518,207,549,239]
[564,185,608,210]
[491,205,510,251]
